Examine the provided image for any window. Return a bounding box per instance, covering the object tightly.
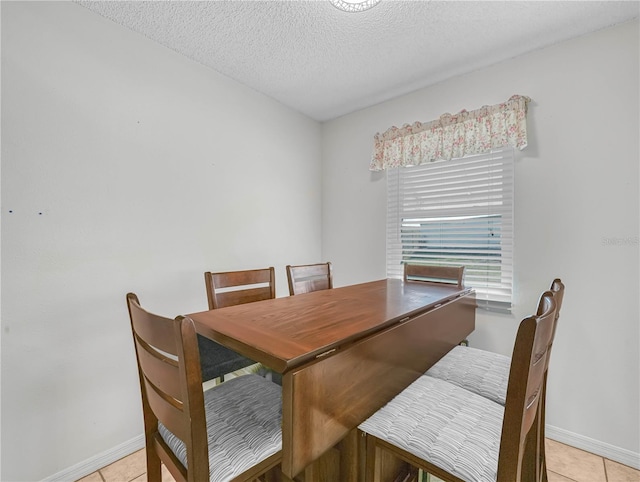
[386,147,514,311]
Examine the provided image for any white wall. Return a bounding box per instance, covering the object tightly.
[1,2,321,480]
[322,20,639,466]
[2,2,638,479]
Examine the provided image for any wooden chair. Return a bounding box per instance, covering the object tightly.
[403,263,465,288]
[126,293,282,482]
[425,279,564,481]
[286,262,333,295]
[359,290,558,482]
[199,267,276,383]
[536,279,565,482]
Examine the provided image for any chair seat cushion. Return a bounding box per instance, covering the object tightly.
[197,335,257,382]
[360,376,503,482]
[159,374,282,482]
[425,345,510,406]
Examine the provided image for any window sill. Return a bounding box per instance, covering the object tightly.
[476,299,512,314]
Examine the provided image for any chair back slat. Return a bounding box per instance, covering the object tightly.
[205,267,275,310]
[215,286,274,308]
[292,278,328,295]
[128,296,177,355]
[134,335,182,399]
[286,262,333,295]
[403,263,465,288]
[210,269,274,288]
[142,374,188,442]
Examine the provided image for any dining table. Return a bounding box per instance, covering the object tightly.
[187,277,476,481]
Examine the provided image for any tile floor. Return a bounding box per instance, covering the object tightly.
[77,438,639,482]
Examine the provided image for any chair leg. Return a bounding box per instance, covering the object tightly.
[522,401,547,482]
[262,467,283,482]
[364,433,418,482]
[145,442,162,482]
[538,380,549,482]
[540,464,548,482]
[364,433,382,482]
[522,427,539,481]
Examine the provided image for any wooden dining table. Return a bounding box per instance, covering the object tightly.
[188,278,476,480]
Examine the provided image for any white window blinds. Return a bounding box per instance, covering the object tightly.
[387,147,514,310]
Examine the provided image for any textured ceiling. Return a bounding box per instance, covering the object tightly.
[77,0,639,121]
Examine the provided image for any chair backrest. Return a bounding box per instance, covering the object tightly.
[204,267,275,310]
[403,263,465,288]
[497,291,557,481]
[126,293,209,482]
[286,262,333,296]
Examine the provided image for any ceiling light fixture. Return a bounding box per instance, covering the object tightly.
[329,0,381,13]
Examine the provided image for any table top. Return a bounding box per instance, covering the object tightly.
[188,278,471,373]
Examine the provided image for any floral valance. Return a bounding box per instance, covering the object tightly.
[369,95,531,171]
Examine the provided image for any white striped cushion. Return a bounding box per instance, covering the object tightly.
[360,376,503,482]
[425,345,510,406]
[159,374,282,482]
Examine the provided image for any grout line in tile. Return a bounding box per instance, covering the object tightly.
[604,457,640,472]
[549,470,579,482]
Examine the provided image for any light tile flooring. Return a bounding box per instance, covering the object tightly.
[78,439,639,482]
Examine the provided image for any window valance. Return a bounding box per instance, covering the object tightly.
[369,95,531,171]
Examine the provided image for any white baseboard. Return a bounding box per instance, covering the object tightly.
[546,424,640,470]
[42,434,144,482]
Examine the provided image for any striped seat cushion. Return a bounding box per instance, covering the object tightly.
[425,345,510,406]
[360,376,503,482]
[197,334,257,382]
[159,374,282,482]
